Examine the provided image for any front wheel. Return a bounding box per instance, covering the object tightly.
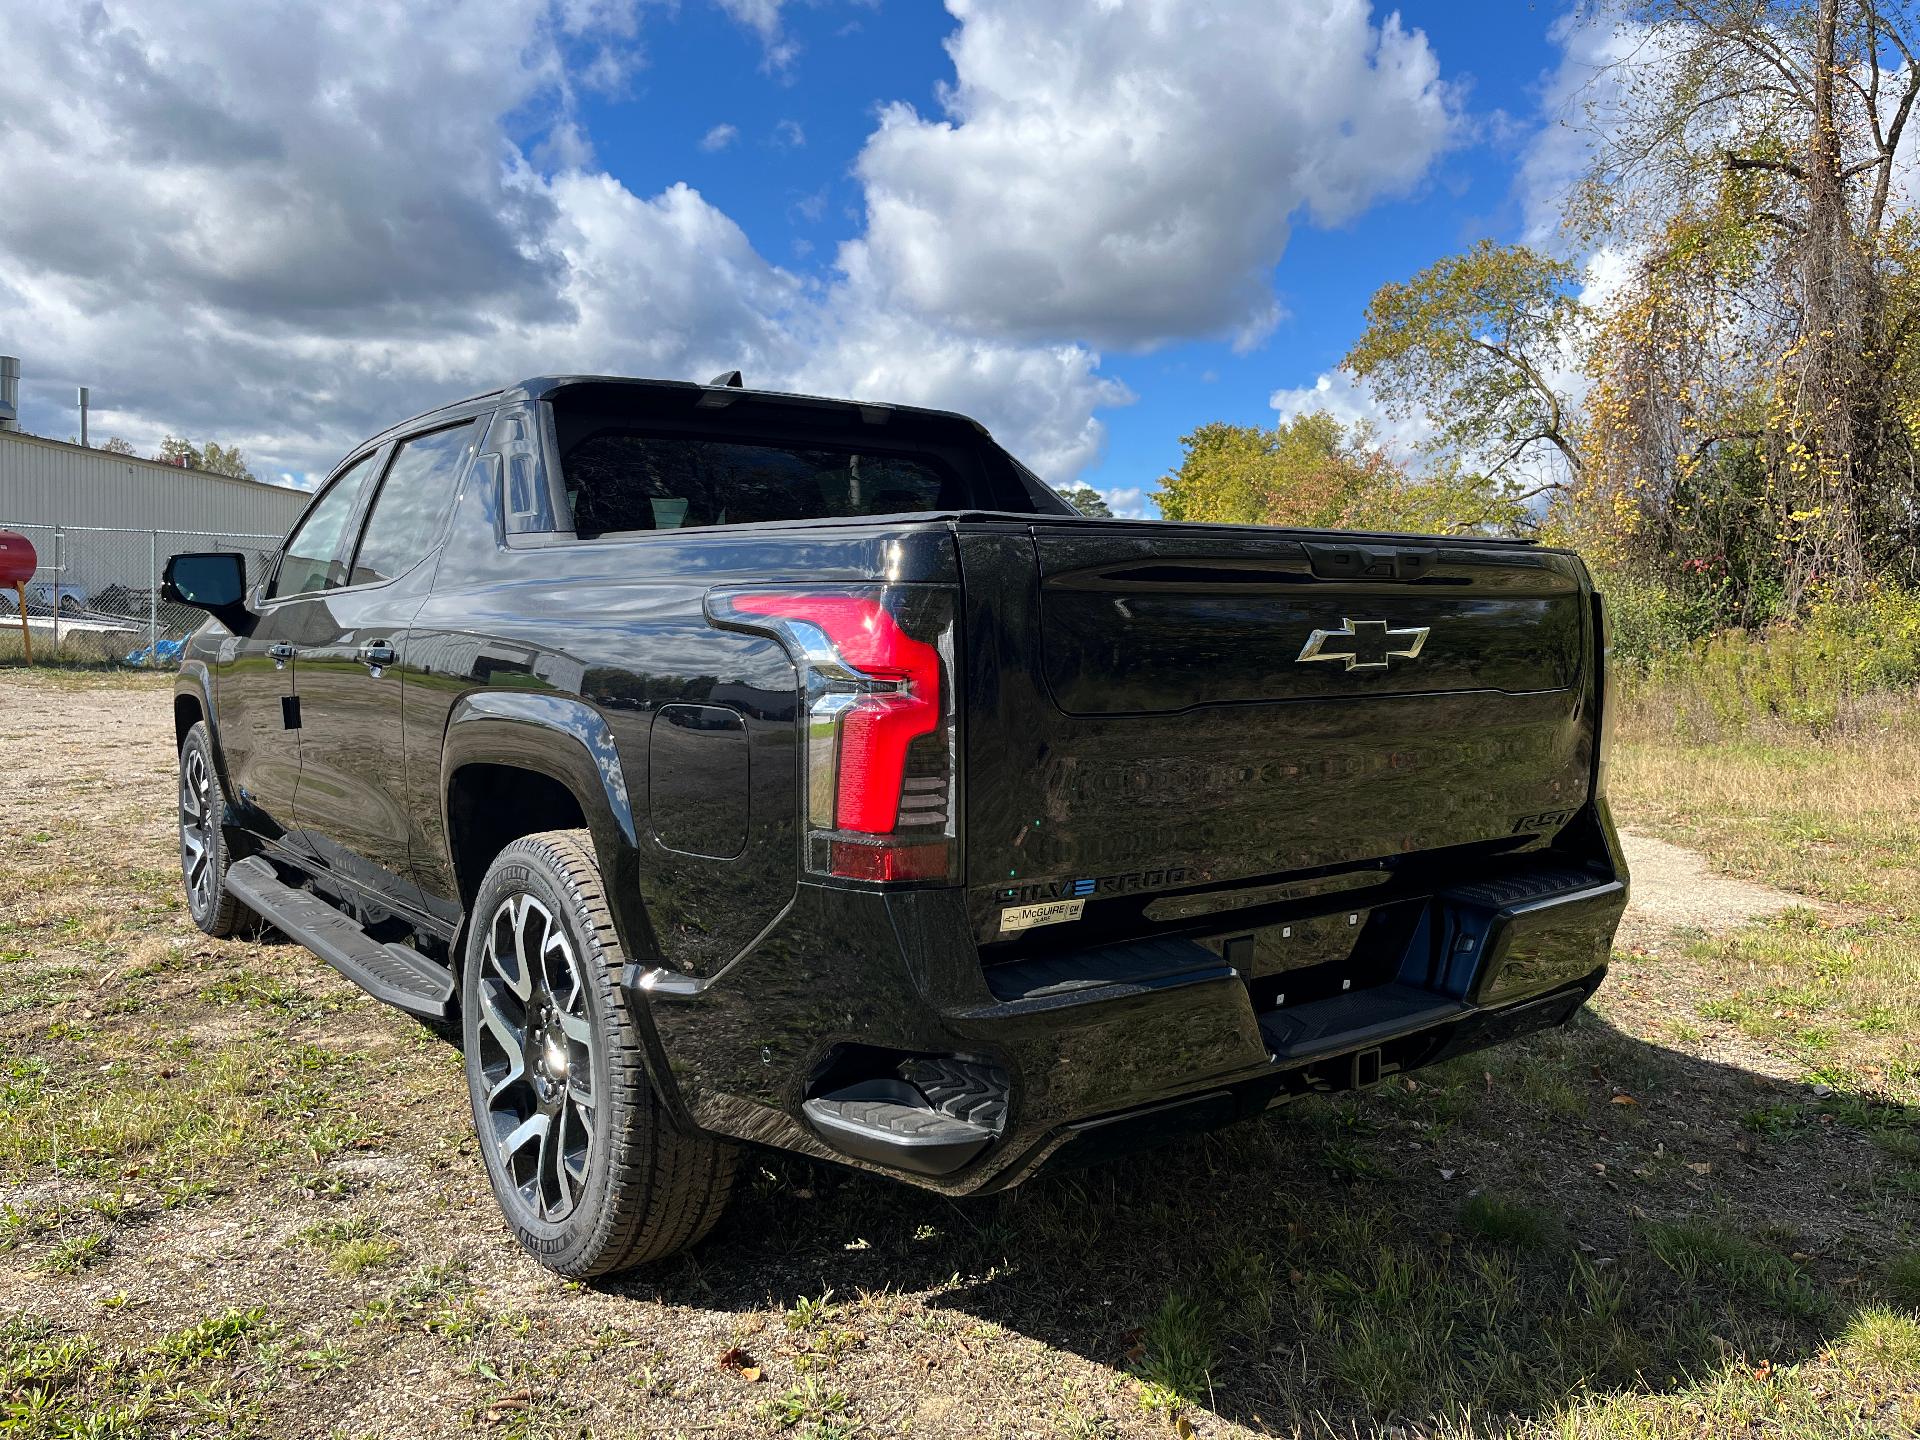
[178,721,244,937]
[462,830,737,1277]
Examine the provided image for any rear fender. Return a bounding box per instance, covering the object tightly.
[439,692,696,1129]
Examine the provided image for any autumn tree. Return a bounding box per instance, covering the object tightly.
[1342,240,1587,500]
[1154,412,1530,534]
[1574,0,1920,608]
[1053,484,1114,517]
[156,435,258,482]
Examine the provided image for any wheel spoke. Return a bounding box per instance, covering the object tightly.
[486,903,532,1002]
[477,982,526,1068]
[500,1110,547,1165]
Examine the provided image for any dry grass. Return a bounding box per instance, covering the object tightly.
[0,667,1916,1439]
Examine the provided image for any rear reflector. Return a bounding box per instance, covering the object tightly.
[828,840,952,883]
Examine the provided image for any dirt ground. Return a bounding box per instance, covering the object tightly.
[1,671,1915,1440]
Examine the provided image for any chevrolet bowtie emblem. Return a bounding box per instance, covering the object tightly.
[1296,618,1431,672]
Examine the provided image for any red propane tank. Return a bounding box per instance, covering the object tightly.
[0,530,37,587]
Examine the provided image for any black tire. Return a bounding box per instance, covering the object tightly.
[178,721,244,938]
[461,829,737,1277]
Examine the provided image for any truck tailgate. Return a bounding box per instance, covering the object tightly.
[956,522,1595,947]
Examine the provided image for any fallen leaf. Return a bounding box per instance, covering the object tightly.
[483,1389,532,1422]
[739,1367,762,1384]
[1592,1162,1607,1175]
[1439,1168,1457,1181]
[716,1346,757,1375]
[1174,1415,1196,1439]
[1610,1093,1639,1107]
[1686,1162,1711,1175]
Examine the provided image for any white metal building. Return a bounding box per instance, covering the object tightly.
[0,428,308,537]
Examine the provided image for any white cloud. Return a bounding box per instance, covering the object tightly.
[699,122,740,151]
[1269,370,1432,460]
[710,0,797,70]
[845,0,1460,350]
[0,0,1469,494]
[772,117,806,148]
[0,0,1122,486]
[1097,486,1150,519]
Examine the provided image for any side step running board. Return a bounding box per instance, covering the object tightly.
[802,1079,995,1177]
[225,857,455,1022]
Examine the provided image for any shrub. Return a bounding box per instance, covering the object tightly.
[1617,587,1920,739]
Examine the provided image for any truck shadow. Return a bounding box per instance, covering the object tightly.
[623,1009,1918,1432]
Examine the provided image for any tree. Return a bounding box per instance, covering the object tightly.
[1342,240,1587,497]
[1154,412,1530,535]
[1053,484,1114,517]
[1573,0,1920,607]
[155,435,257,482]
[100,437,135,455]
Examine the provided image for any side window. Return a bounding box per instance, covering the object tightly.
[267,454,376,600]
[347,421,476,586]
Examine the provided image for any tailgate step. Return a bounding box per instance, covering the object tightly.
[225,857,454,1021]
[803,1079,994,1177]
[1258,981,1465,1061]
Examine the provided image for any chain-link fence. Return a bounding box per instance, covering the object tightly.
[0,523,283,667]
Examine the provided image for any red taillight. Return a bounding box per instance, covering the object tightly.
[710,586,957,883]
[731,594,940,833]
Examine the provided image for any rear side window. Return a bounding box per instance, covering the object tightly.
[563,433,959,538]
[268,453,376,600]
[348,422,475,585]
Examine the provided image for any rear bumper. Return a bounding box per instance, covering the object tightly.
[633,834,1628,1195]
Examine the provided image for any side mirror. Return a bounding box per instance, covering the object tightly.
[162,552,252,631]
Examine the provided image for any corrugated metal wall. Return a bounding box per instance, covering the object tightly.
[0,430,309,536]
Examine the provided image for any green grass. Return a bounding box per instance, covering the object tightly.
[1644,1220,1825,1321]
[0,1037,378,1182]
[297,1214,403,1277]
[1887,1249,1920,1309]
[1459,1192,1558,1251]
[1130,1293,1215,1413]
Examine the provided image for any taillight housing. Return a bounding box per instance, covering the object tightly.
[708,586,959,883]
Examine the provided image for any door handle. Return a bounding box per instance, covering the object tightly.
[358,640,397,670]
[268,641,294,668]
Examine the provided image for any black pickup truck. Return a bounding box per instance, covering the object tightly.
[163,373,1628,1276]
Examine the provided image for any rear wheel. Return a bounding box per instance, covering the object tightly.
[178,721,243,937]
[462,830,736,1276]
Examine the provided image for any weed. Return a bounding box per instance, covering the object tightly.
[1459,1192,1556,1251]
[1131,1293,1214,1412]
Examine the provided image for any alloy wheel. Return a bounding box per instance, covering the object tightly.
[475,893,598,1222]
[178,746,216,918]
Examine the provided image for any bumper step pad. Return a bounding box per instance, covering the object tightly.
[1258,981,1465,1062]
[802,1078,995,1177]
[225,856,454,1021]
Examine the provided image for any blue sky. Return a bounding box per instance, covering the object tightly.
[0,1,1599,510]
[567,2,1573,511]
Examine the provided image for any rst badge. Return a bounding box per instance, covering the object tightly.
[998,898,1085,933]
